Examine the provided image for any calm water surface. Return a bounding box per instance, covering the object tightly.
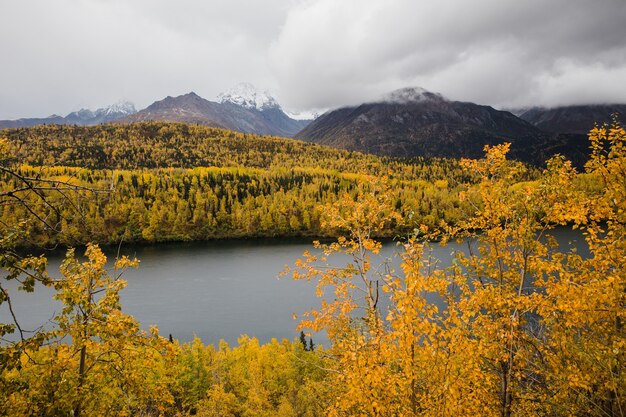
[2,229,587,346]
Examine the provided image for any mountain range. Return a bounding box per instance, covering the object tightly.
[0,101,136,129]
[518,104,626,134]
[116,83,310,137]
[0,84,310,137]
[1,84,624,167]
[296,88,625,167]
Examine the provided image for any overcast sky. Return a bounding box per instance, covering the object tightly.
[1,0,626,119]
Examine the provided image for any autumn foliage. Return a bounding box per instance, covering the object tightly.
[0,123,475,247]
[1,119,625,416]
[288,118,626,416]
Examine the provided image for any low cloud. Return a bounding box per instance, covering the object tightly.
[270,0,626,111]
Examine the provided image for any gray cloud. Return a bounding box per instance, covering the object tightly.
[0,0,291,119]
[270,0,626,111]
[1,0,625,119]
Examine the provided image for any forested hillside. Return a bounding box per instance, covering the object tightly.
[1,120,624,416]
[1,123,484,246]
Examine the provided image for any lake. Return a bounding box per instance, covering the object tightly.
[1,228,588,346]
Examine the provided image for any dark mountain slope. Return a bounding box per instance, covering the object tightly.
[115,93,226,128]
[296,88,589,166]
[519,104,626,134]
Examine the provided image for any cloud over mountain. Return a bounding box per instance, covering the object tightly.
[270,0,626,111]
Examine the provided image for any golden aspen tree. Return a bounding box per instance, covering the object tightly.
[41,244,173,416]
[52,244,138,416]
[1,245,176,416]
[287,177,405,416]
[442,143,591,416]
[538,119,626,416]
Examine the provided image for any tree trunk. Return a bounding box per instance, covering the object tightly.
[73,344,86,417]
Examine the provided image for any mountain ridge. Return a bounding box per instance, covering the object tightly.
[217,82,280,111]
[519,104,626,134]
[117,86,310,137]
[3,86,624,168]
[295,87,593,167]
[0,101,136,129]
[0,85,311,137]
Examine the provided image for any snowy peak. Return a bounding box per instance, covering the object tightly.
[382,87,447,104]
[218,82,280,111]
[65,101,136,124]
[67,101,136,120]
[97,100,136,117]
[120,90,311,137]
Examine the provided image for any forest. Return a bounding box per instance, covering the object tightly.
[0,120,625,416]
[0,123,487,246]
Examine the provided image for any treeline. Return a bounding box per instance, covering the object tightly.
[2,123,463,176]
[0,123,486,246]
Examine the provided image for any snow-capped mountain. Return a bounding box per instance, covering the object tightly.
[119,89,311,137]
[217,82,280,111]
[66,101,136,124]
[218,83,319,123]
[0,86,314,137]
[99,101,136,117]
[0,101,137,129]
